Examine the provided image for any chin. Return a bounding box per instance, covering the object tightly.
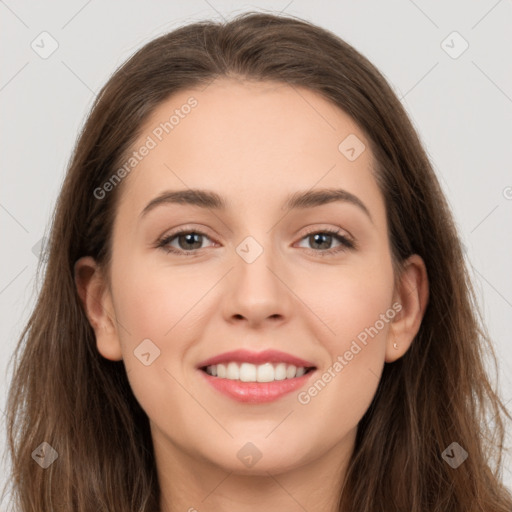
[200,437,311,476]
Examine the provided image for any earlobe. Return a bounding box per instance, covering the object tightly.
[385,254,429,363]
[74,256,123,361]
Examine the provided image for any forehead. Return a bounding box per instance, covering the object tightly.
[115,78,384,222]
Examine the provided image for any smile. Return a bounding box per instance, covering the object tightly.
[202,362,314,382]
[196,349,318,403]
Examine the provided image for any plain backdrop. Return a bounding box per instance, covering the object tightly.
[1,0,511,501]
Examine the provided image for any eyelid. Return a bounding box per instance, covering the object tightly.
[160,224,216,241]
[299,224,354,242]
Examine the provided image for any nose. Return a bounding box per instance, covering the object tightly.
[221,240,293,329]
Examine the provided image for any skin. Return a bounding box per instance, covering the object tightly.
[75,78,429,512]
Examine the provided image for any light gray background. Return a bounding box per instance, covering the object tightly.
[1,0,511,500]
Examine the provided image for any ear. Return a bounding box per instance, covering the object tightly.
[74,256,123,361]
[385,254,429,363]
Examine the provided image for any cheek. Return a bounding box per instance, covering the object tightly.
[111,260,202,432]
[110,251,214,372]
[297,258,394,427]
[304,254,395,349]
[111,252,208,343]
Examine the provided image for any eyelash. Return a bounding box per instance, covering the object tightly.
[156,226,356,257]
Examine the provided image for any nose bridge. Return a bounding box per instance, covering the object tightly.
[234,232,280,295]
[223,230,292,323]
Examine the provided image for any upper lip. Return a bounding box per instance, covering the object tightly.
[196,349,316,369]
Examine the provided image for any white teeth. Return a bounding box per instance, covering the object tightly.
[204,362,311,382]
[217,364,226,378]
[226,362,239,380]
[256,363,274,382]
[296,367,306,377]
[286,364,297,379]
[239,362,256,382]
[273,363,287,381]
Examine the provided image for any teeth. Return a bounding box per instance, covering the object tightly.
[226,362,239,380]
[204,362,310,382]
[217,364,226,378]
[286,364,297,379]
[257,363,275,382]
[274,363,287,381]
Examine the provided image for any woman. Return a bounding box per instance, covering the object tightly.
[4,11,511,512]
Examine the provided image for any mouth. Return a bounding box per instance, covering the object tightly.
[196,349,317,403]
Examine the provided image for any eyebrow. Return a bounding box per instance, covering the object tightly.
[139,187,373,223]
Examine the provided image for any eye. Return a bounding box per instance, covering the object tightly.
[157,228,216,256]
[295,228,355,256]
[156,226,356,257]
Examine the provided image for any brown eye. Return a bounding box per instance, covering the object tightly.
[157,229,215,255]
[307,232,334,250]
[174,232,204,251]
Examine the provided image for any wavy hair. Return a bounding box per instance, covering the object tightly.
[3,11,511,512]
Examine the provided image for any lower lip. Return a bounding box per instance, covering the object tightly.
[198,369,316,403]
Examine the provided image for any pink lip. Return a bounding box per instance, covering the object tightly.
[196,349,317,404]
[196,349,315,369]
[198,369,316,403]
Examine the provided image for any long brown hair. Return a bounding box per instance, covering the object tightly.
[3,11,511,512]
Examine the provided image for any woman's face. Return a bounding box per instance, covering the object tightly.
[79,78,426,479]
